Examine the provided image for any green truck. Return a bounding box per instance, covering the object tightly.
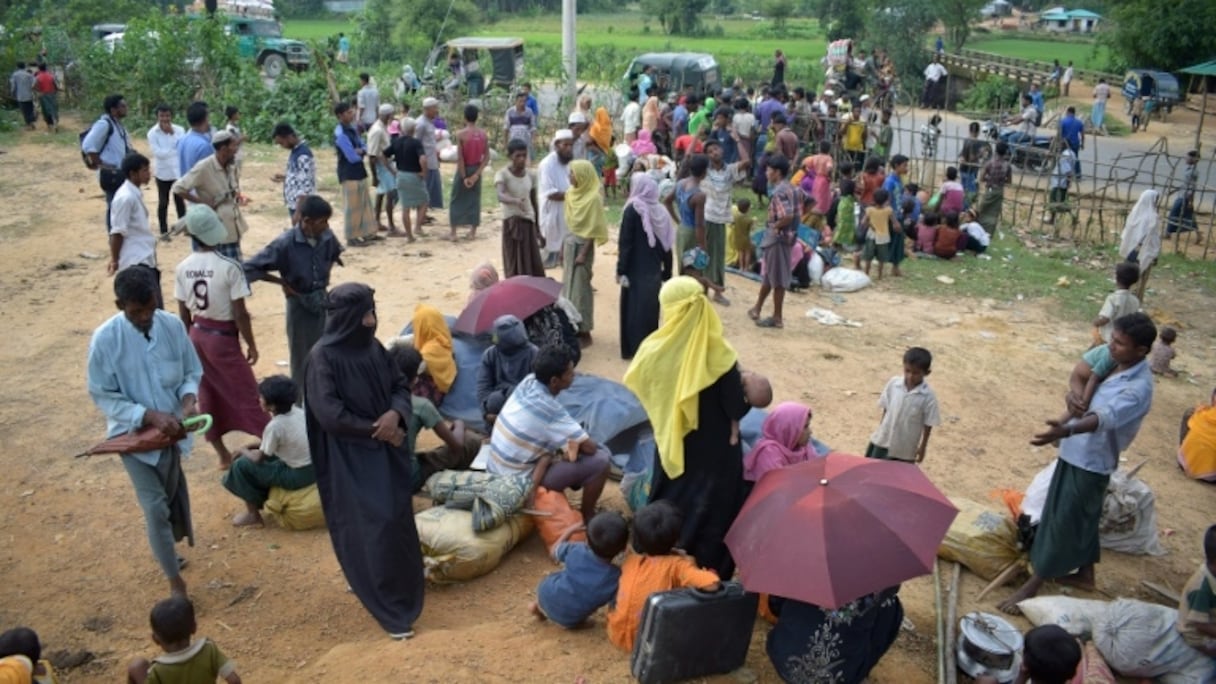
[226,17,309,78]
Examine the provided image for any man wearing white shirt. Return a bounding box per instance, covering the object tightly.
[108,153,161,305]
[147,104,186,236]
[1002,94,1038,145]
[922,55,948,108]
[621,90,642,143]
[1061,61,1074,97]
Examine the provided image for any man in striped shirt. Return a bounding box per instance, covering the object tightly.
[487,344,610,520]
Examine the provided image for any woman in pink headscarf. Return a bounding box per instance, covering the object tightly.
[630,129,658,158]
[743,402,818,482]
[616,172,674,359]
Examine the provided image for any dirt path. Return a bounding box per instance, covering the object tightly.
[0,122,1213,683]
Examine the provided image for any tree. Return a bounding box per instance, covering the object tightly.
[359,0,481,64]
[818,0,867,41]
[765,0,795,33]
[1101,0,1216,73]
[864,0,938,86]
[641,0,710,35]
[934,0,986,50]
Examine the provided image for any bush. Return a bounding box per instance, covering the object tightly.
[958,75,1022,114]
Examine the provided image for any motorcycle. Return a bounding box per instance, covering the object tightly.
[980,119,1057,175]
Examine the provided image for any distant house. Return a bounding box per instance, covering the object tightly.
[980,0,1012,19]
[1040,8,1101,33]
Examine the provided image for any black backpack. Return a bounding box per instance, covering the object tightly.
[79,118,114,169]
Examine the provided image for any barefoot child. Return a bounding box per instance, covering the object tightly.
[866,347,940,464]
[1177,524,1216,658]
[222,375,315,528]
[606,501,721,652]
[531,511,630,628]
[389,345,479,491]
[860,188,895,280]
[128,597,241,684]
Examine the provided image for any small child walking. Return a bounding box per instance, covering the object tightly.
[531,511,630,629]
[606,500,720,652]
[730,199,756,272]
[866,347,941,464]
[128,597,241,684]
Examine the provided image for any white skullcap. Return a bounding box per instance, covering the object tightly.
[422,97,440,108]
[554,129,574,141]
[568,112,588,125]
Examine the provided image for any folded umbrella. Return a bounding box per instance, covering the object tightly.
[454,276,563,335]
[76,414,213,458]
[725,452,958,609]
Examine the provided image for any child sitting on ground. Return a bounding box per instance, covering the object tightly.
[389,345,478,491]
[680,247,726,299]
[730,199,756,272]
[0,627,57,684]
[1151,326,1179,377]
[914,212,940,255]
[960,210,990,255]
[223,375,314,528]
[531,511,630,628]
[128,597,241,684]
[934,211,961,260]
[1092,262,1141,346]
[1176,523,1216,658]
[866,347,940,464]
[606,500,721,652]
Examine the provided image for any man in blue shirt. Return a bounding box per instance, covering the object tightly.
[81,93,133,232]
[999,312,1157,614]
[1029,82,1045,115]
[1058,105,1085,177]
[521,82,539,118]
[87,267,203,598]
[177,101,213,179]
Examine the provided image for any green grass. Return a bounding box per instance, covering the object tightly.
[964,37,1111,73]
[284,13,826,60]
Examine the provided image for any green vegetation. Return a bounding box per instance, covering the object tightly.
[965,38,1111,73]
[1100,0,1216,73]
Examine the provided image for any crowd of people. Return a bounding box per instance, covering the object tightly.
[0,39,1203,683]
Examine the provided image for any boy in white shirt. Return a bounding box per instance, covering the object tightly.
[108,153,161,305]
[960,209,991,255]
[146,104,186,235]
[866,347,941,464]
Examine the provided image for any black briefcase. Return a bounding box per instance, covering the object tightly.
[630,581,759,684]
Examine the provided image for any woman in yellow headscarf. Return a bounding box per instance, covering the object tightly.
[562,159,608,345]
[623,275,748,578]
[412,304,457,405]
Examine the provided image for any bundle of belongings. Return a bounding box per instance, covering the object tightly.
[425,470,532,533]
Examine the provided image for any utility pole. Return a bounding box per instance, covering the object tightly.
[562,0,577,108]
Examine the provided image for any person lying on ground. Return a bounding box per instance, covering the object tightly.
[606,500,720,652]
[222,375,315,528]
[128,597,241,684]
[531,511,629,629]
[387,345,479,492]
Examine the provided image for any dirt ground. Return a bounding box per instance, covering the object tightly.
[0,119,1213,684]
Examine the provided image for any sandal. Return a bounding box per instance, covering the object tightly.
[746,307,760,321]
[755,317,784,329]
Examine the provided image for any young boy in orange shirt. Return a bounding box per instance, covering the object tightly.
[607,500,720,652]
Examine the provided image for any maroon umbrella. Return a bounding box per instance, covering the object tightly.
[724,452,958,609]
[76,415,213,458]
[454,276,563,335]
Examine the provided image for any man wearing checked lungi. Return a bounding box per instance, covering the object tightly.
[999,312,1157,614]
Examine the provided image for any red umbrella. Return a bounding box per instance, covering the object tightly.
[76,415,213,458]
[725,453,958,609]
[454,276,563,335]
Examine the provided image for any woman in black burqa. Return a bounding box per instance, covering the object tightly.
[304,282,423,639]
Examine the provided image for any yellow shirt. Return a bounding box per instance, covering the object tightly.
[866,206,893,245]
[844,121,866,152]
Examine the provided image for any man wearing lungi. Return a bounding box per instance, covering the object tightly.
[174,205,268,469]
[1000,312,1157,613]
[87,268,203,598]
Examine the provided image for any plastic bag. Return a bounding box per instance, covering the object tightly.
[820,267,872,293]
[1016,595,1110,637]
[1098,470,1166,556]
[1092,599,1212,682]
[532,487,585,555]
[1022,460,1056,524]
[808,251,826,285]
[416,506,534,583]
[264,484,325,531]
[936,497,1022,580]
